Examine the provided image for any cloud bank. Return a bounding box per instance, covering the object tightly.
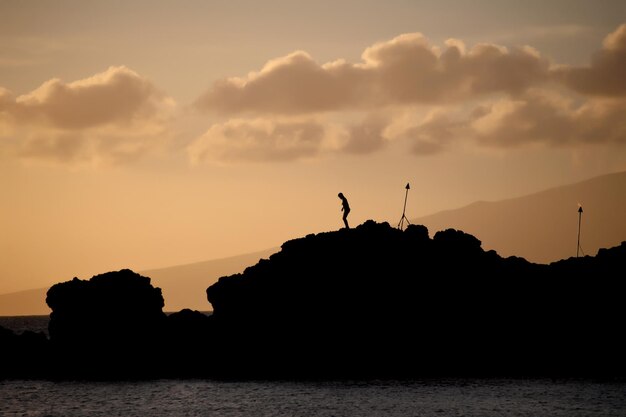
[189,118,329,164]
[0,66,174,165]
[554,23,626,96]
[4,25,626,166]
[195,33,550,115]
[190,23,626,163]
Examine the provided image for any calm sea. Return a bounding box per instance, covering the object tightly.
[0,315,50,336]
[1,378,625,417]
[2,316,625,416]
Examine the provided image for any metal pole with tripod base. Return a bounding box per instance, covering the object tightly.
[577,205,584,258]
[397,183,411,230]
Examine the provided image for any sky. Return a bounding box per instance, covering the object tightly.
[1,0,626,294]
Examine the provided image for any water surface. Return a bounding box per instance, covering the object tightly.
[1,378,624,417]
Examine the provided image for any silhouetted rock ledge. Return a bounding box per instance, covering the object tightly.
[205,220,625,379]
[1,220,625,380]
[45,269,167,378]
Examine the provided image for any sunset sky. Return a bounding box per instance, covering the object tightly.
[2,0,626,294]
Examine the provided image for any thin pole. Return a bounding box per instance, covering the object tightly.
[577,206,583,258]
[398,183,410,230]
[402,188,409,217]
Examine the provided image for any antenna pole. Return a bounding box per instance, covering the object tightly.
[577,206,583,258]
[397,183,411,230]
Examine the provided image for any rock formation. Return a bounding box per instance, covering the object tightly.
[205,221,625,378]
[2,221,624,379]
[46,269,167,378]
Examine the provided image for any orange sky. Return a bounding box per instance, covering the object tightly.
[1,0,626,294]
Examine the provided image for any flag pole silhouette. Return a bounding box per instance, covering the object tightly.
[397,183,411,230]
[577,205,583,258]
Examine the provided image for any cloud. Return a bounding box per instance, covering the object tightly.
[195,33,550,115]
[399,92,626,154]
[400,109,466,155]
[188,118,335,164]
[195,51,365,115]
[396,24,626,154]
[12,66,166,129]
[470,92,626,148]
[17,133,87,164]
[469,93,573,147]
[0,66,175,166]
[16,124,172,166]
[189,113,406,163]
[5,25,625,166]
[341,115,390,155]
[191,24,626,163]
[553,24,626,96]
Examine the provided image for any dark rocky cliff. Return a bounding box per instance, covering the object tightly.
[205,221,625,378]
[1,220,624,379]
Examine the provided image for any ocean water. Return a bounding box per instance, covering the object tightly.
[0,315,49,336]
[2,316,625,416]
[1,378,625,417]
[0,313,199,336]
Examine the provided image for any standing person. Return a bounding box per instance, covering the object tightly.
[338,192,350,229]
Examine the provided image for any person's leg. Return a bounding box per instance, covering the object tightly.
[343,211,350,228]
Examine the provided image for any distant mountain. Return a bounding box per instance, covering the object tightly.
[0,289,50,316]
[3,170,624,316]
[413,171,626,264]
[0,248,277,316]
[143,248,278,312]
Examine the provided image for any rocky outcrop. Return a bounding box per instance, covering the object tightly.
[162,308,213,376]
[205,220,625,378]
[2,221,624,380]
[0,325,49,378]
[45,269,167,378]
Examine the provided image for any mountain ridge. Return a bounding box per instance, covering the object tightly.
[2,169,625,316]
[413,170,626,264]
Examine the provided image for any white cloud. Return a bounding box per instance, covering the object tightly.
[397,91,626,154]
[0,66,175,166]
[195,32,550,115]
[188,118,335,164]
[553,24,626,96]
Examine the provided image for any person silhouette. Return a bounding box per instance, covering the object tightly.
[338,192,350,229]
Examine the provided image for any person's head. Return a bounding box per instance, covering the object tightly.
[338,192,344,199]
